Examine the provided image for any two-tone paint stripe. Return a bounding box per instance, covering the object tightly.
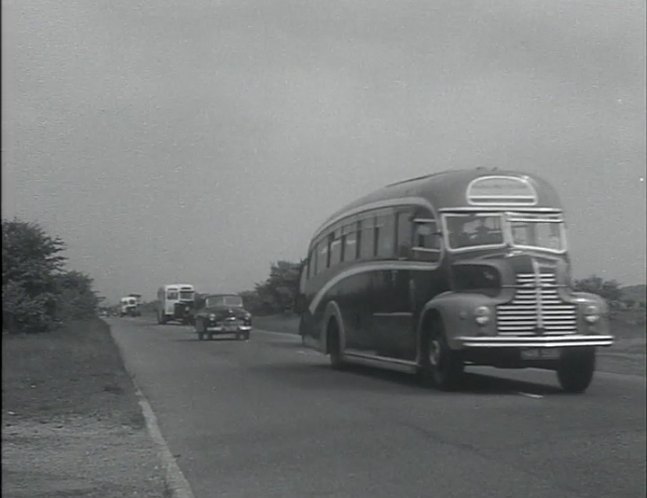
[308,260,438,314]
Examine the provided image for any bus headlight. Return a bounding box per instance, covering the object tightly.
[209,313,217,321]
[473,306,491,326]
[584,304,600,324]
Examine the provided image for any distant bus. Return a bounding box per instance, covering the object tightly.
[297,169,613,392]
[120,296,140,317]
[157,284,195,324]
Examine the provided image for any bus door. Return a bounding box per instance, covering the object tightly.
[409,214,448,332]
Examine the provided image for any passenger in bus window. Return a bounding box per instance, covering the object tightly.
[473,218,493,244]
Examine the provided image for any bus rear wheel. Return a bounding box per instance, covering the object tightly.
[421,318,464,391]
[327,320,345,370]
[557,347,595,393]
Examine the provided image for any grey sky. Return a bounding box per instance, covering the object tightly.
[2,0,645,303]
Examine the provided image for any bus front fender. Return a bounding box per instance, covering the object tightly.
[417,292,500,352]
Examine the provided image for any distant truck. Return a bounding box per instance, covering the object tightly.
[119,296,140,317]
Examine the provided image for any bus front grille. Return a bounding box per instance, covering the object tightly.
[496,272,577,336]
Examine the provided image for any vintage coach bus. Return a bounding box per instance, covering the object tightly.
[297,169,613,392]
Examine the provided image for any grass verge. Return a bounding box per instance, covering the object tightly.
[2,319,168,497]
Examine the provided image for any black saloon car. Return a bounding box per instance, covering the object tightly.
[193,294,252,341]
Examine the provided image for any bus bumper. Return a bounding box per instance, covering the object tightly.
[455,335,614,348]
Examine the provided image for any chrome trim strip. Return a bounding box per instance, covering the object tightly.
[439,207,561,213]
[456,335,614,348]
[373,312,413,317]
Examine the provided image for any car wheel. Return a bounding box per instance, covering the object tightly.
[420,317,464,391]
[557,347,595,393]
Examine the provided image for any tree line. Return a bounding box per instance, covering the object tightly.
[240,260,303,315]
[2,219,101,333]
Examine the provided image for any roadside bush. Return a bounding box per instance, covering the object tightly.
[54,271,100,320]
[574,275,622,303]
[241,260,303,315]
[2,218,100,333]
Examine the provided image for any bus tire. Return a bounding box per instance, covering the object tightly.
[327,319,345,370]
[421,318,464,391]
[557,347,595,393]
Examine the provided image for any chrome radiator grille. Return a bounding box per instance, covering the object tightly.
[496,272,577,336]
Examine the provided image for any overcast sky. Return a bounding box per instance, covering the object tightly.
[2,0,645,303]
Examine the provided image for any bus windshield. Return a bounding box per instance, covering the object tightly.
[508,214,565,251]
[179,290,194,301]
[444,213,505,249]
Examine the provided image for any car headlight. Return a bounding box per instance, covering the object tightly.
[584,304,600,323]
[473,306,491,326]
[209,313,216,321]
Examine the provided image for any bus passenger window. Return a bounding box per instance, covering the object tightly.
[412,221,441,262]
[342,224,357,262]
[329,232,342,267]
[359,218,375,260]
[317,240,328,272]
[396,211,413,258]
[376,214,395,258]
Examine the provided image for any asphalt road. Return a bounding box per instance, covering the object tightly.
[109,317,646,498]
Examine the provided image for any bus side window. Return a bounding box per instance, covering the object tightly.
[317,239,328,274]
[329,229,342,267]
[375,212,395,258]
[341,222,357,262]
[396,210,413,258]
[412,219,441,262]
[312,242,319,276]
[358,216,375,260]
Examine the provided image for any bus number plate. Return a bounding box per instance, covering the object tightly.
[521,348,561,360]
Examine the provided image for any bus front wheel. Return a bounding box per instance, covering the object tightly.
[421,318,464,390]
[557,348,595,393]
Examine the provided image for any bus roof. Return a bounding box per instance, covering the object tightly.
[160,284,195,290]
[313,169,562,238]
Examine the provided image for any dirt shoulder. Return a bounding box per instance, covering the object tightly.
[2,319,168,497]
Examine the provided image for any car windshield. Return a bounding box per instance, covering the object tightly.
[509,214,565,251]
[206,295,243,307]
[444,214,505,249]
